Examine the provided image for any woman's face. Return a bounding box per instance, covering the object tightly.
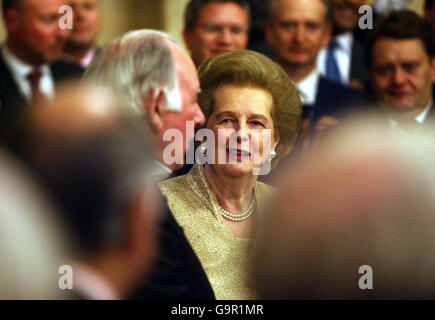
[205,84,279,177]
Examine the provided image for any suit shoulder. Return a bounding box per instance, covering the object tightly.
[319,77,363,98]
[50,60,84,80]
[158,173,191,196]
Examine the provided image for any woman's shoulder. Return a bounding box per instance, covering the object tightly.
[158,172,191,195]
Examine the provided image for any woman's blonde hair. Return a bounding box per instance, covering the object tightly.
[198,50,302,168]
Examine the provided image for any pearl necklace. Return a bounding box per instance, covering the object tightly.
[219,198,256,222]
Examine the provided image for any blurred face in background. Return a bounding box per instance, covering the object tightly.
[330,0,366,31]
[266,0,331,70]
[5,0,69,65]
[370,38,435,117]
[183,2,249,67]
[68,0,101,47]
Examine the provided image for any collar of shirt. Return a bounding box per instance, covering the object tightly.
[388,98,433,128]
[64,47,97,68]
[2,46,54,102]
[152,159,172,181]
[316,31,353,83]
[73,263,120,300]
[296,70,319,106]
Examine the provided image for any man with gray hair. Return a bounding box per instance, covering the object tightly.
[84,29,205,176]
[84,30,215,300]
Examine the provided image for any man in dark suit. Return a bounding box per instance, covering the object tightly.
[310,10,434,146]
[316,0,370,91]
[84,30,215,299]
[265,0,364,126]
[365,10,434,136]
[62,0,102,68]
[0,0,83,122]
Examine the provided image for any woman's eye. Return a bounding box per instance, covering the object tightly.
[250,121,265,127]
[221,119,232,124]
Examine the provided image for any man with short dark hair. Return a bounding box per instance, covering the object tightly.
[0,0,83,121]
[183,0,250,68]
[365,10,435,135]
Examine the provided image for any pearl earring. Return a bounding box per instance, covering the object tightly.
[200,145,207,156]
[269,150,277,161]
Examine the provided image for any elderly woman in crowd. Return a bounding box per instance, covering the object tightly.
[158,50,301,299]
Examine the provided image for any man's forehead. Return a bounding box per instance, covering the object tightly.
[275,0,327,23]
[22,0,67,12]
[197,2,248,24]
[372,38,429,62]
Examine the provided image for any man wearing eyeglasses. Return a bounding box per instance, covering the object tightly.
[183,0,250,68]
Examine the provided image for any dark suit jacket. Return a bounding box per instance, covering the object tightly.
[130,173,215,300]
[349,37,370,89]
[307,76,366,122]
[0,53,84,122]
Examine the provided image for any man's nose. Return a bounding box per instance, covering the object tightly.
[295,26,305,43]
[57,25,71,40]
[193,103,205,128]
[217,28,232,45]
[392,68,407,86]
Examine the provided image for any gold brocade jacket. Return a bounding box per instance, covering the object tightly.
[158,164,276,300]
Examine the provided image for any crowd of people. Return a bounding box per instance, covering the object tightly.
[0,0,433,300]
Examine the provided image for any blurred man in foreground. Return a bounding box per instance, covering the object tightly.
[7,84,159,299]
[253,118,435,299]
[183,0,250,68]
[0,151,69,299]
[63,0,102,68]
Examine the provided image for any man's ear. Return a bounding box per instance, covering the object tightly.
[5,9,19,33]
[431,57,435,83]
[264,23,274,45]
[142,89,166,134]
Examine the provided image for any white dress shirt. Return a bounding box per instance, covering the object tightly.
[296,70,320,106]
[1,46,55,102]
[63,47,97,68]
[388,99,433,130]
[317,32,353,85]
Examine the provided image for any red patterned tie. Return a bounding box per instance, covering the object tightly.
[26,68,45,103]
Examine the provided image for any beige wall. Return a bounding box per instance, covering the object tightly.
[0,0,426,47]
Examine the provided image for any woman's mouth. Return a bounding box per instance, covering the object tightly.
[227,148,251,162]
